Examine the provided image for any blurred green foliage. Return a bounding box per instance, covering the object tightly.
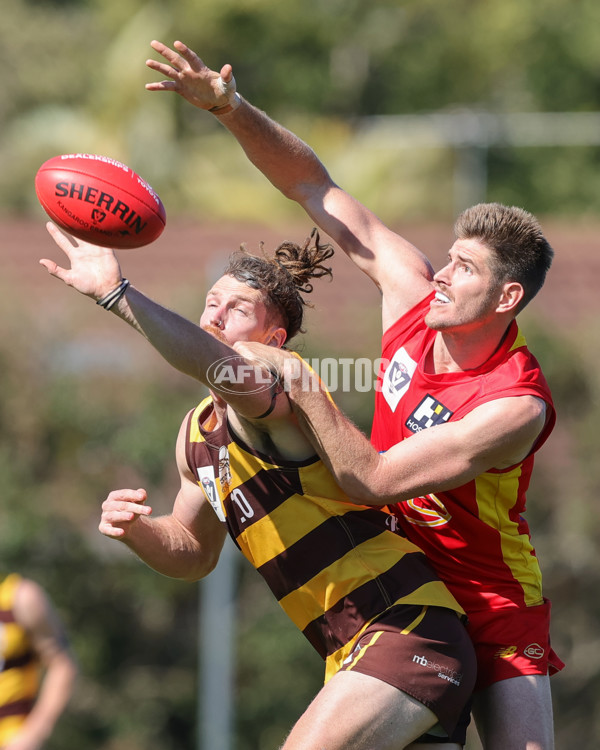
[4,0,600,222]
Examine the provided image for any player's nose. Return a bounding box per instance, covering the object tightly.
[433,263,451,285]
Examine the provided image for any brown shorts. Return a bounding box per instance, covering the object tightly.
[339,604,476,744]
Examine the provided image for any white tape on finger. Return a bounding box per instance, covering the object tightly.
[217,75,237,95]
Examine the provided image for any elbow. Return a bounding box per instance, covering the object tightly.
[339,470,399,507]
[284,174,332,206]
[180,550,222,582]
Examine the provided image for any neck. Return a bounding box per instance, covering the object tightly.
[430,323,513,374]
[208,390,228,420]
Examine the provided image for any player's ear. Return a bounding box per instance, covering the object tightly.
[266,326,287,348]
[497,281,524,314]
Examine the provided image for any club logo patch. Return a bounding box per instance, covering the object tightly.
[406,395,453,433]
[218,445,232,494]
[196,465,225,522]
[524,643,545,660]
[381,347,417,412]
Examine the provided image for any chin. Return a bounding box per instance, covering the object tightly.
[424,310,446,331]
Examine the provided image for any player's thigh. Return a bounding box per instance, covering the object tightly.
[281,670,439,750]
[472,674,554,750]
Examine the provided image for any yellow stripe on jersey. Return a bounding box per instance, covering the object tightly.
[227,447,283,489]
[236,499,330,567]
[0,574,20,609]
[188,399,212,444]
[0,663,39,702]
[510,327,528,352]
[236,490,371,568]
[298,460,352,503]
[475,469,543,606]
[279,537,463,631]
[278,534,410,628]
[0,575,40,743]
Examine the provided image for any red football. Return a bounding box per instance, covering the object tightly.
[35,153,166,249]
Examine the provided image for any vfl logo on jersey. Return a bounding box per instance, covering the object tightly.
[381,347,417,412]
[402,494,452,528]
[196,465,226,522]
[406,395,453,433]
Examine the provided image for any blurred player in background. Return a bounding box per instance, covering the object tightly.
[40,223,476,749]
[0,573,77,750]
[142,40,564,750]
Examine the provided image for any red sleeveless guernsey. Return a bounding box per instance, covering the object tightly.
[372,292,556,614]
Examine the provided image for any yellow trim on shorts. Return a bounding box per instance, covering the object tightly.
[401,605,428,634]
[344,630,384,671]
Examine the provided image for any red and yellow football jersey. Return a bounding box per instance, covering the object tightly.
[372,293,556,614]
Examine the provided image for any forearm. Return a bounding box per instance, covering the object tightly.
[18,652,77,747]
[288,365,526,504]
[111,287,273,414]
[216,98,332,206]
[112,286,229,382]
[286,368,395,504]
[216,100,434,302]
[120,514,217,581]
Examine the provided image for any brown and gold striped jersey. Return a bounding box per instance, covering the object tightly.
[186,396,464,680]
[0,574,39,744]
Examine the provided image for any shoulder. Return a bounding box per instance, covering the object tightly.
[464,395,548,468]
[471,394,547,425]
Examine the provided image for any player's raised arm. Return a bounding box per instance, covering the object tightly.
[235,341,548,504]
[39,223,281,420]
[145,40,434,325]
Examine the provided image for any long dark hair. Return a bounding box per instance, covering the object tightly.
[224,228,334,340]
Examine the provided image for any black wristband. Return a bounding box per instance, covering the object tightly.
[96,279,130,310]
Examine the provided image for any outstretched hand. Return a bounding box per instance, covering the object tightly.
[145,40,237,111]
[39,222,123,300]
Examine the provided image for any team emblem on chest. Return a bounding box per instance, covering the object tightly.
[406,395,453,433]
[218,445,232,494]
[381,347,417,412]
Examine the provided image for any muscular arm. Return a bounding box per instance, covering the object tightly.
[238,345,548,505]
[10,580,77,750]
[39,223,282,421]
[98,418,228,581]
[145,40,434,326]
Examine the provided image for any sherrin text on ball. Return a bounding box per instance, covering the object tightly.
[35,153,166,249]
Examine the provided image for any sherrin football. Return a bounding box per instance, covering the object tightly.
[35,153,166,249]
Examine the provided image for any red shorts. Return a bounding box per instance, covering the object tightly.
[339,604,476,744]
[466,598,565,691]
